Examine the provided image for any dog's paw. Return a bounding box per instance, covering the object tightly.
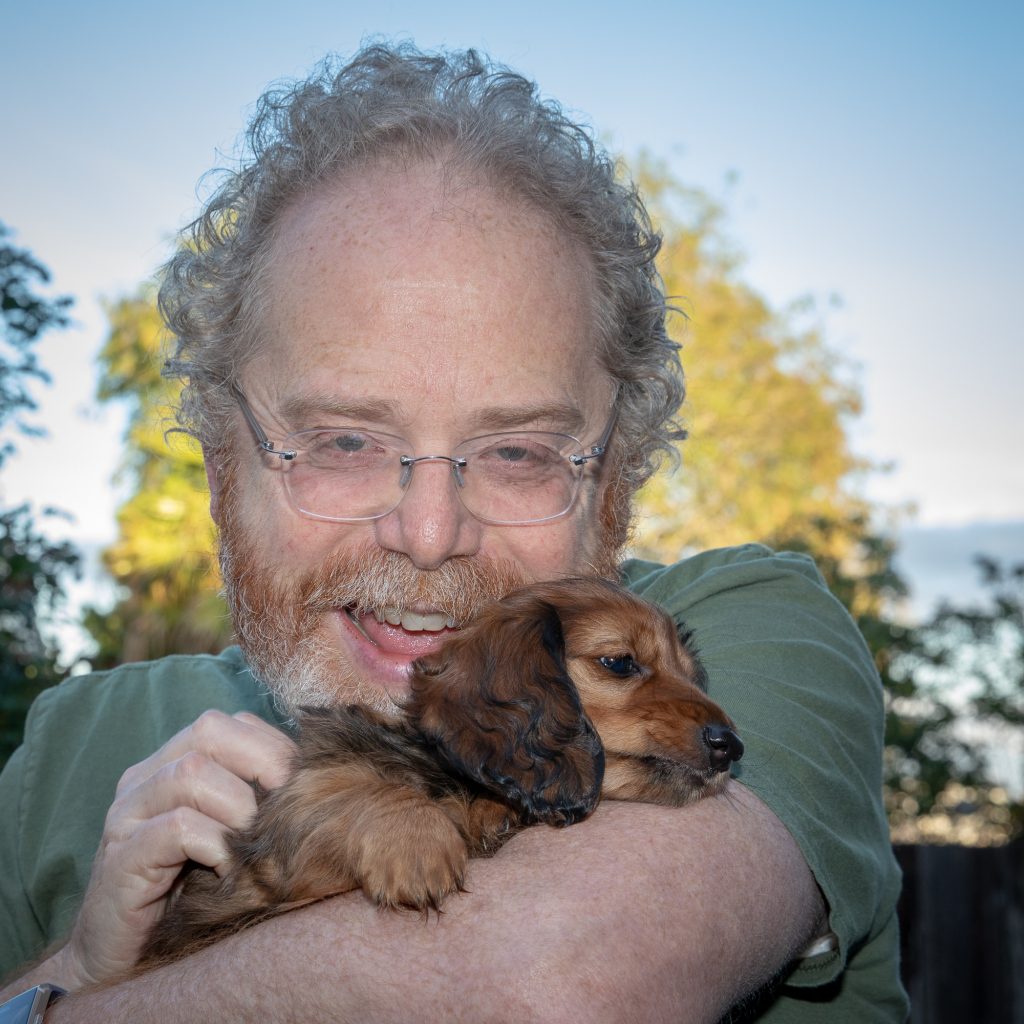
[355,807,468,912]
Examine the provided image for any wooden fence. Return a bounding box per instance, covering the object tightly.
[895,839,1024,1023]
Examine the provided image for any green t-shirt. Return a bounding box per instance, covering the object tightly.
[0,545,908,1020]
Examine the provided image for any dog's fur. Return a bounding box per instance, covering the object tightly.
[138,577,743,967]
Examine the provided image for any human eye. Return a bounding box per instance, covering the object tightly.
[493,442,539,463]
[299,429,395,470]
[330,432,371,453]
[471,435,565,477]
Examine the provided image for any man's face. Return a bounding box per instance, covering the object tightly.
[214,160,620,714]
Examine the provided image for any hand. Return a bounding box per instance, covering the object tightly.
[58,710,295,988]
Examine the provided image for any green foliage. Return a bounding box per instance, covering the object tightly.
[885,558,1023,843]
[84,288,229,668]
[0,223,72,465]
[782,522,1022,843]
[0,223,78,765]
[0,505,80,760]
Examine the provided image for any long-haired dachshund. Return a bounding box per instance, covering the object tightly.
[138,577,743,967]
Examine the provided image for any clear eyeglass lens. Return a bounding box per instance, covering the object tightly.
[280,427,585,524]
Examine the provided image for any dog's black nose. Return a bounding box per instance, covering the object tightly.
[703,725,744,772]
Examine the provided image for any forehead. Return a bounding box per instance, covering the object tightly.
[251,160,611,431]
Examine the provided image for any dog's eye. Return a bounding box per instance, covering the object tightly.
[597,655,641,677]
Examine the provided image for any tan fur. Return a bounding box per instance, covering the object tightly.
[137,577,742,970]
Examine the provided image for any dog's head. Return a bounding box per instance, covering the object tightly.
[409,577,742,826]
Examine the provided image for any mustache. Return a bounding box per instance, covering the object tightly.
[296,547,529,626]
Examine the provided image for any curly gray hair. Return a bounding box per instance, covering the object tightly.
[160,42,685,496]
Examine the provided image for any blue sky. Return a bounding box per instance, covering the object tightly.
[3,0,1022,560]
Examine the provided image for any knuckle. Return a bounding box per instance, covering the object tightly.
[173,749,208,782]
[165,805,199,839]
[99,812,137,854]
[115,763,143,795]
[191,708,230,743]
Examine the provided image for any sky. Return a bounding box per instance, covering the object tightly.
[2,0,1022,618]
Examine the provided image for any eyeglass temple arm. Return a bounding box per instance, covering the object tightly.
[229,382,297,461]
[569,405,619,466]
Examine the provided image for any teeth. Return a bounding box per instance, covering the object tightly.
[374,607,453,632]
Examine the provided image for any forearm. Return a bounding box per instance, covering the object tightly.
[47,783,824,1024]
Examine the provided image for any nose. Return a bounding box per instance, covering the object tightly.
[372,457,482,570]
[702,724,744,773]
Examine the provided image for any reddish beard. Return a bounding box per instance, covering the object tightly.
[217,506,530,715]
[213,445,626,715]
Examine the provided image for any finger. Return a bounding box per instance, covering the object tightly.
[116,709,295,796]
[230,711,299,785]
[108,751,263,835]
[136,806,241,878]
[98,806,242,910]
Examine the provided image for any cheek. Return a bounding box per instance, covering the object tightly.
[230,456,378,568]
[277,520,381,567]
[480,512,593,581]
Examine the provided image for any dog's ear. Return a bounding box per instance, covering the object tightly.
[410,594,604,827]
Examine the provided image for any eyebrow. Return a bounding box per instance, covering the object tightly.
[279,393,589,438]
[280,392,398,428]
[468,403,588,436]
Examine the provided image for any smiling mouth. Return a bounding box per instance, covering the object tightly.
[374,607,457,631]
[344,605,459,644]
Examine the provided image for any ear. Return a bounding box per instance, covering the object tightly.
[410,595,604,827]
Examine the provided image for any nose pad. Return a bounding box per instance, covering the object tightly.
[702,724,744,773]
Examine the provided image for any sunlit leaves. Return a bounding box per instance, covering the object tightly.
[86,287,229,668]
[630,158,871,567]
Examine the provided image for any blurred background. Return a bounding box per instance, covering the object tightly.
[4,0,1021,827]
[1,2,1022,1010]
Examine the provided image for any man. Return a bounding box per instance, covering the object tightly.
[0,44,907,1021]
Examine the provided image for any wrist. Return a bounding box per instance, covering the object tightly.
[36,946,89,995]
[0,947,80,1009]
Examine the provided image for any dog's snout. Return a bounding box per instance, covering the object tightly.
[703,724,744,772]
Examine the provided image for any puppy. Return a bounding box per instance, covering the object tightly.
[138,577,742,967]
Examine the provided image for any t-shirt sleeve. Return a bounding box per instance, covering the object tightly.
[0,743,48,976]
[623,545,902,993]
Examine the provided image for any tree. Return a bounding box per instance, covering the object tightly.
[82,288,229,668]
[785,521,1022,844]
[885,557,1023,844]
[0,222,79,765]
[624,163,1022,843]
[631,159,874,580]
[0,223,72,455]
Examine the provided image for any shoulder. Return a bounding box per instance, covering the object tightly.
[27,647,273,739]
[622,544,877,693]
[18,648,279,829]
[625,546,904,1008]
[622,543,833,615]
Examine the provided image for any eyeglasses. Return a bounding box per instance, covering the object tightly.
[230,384,617,526]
